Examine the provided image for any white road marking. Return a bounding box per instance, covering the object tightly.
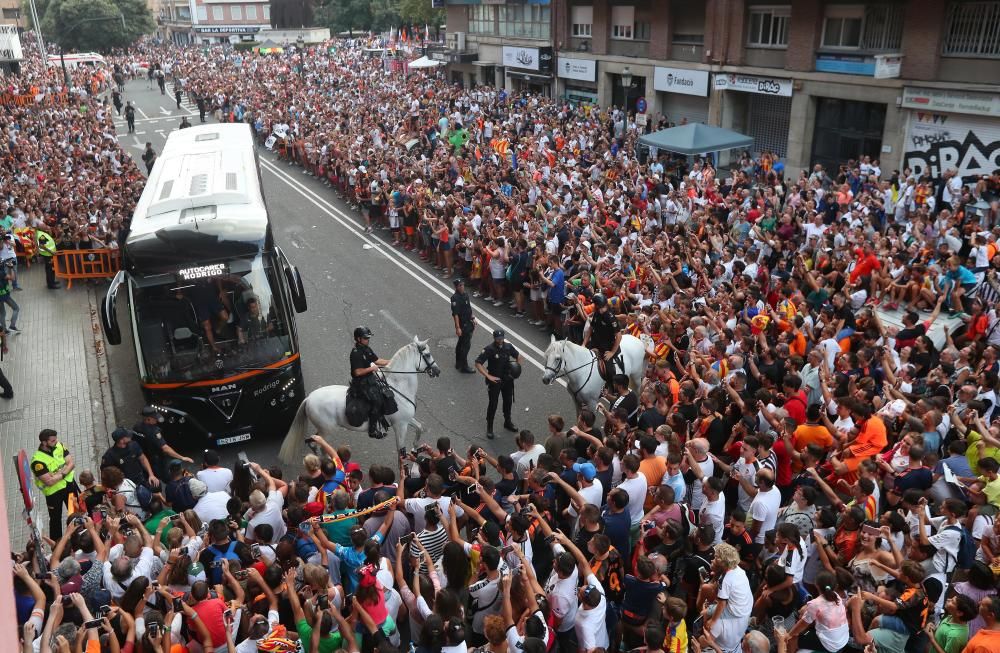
[378,309,411,339]
[258,157,564,386]
[155,130,166,138]
[159,106,172,115]
[134,105,149,119]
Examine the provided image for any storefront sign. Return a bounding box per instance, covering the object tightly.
[194,26,263,34]
[653,66,709,97]
[557,57,596,82]
[815,54,875,76]
[901,87,1000,119]
[713,73,792,97]
[503,46,540,71]
[0,25,22,62]
[874,54,902,79]
[904,111,1000,182]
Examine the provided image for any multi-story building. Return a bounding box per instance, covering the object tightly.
[0,0,20,28]
[442,0,1000,179]
[156,0,272,45]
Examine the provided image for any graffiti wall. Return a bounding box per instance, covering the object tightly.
[904,111,1000,182]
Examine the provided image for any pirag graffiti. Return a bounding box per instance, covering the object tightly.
[905,112,1000,182]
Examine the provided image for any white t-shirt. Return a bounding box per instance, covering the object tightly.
[194,490,231,524]
[928,523,963,575]
[510,444,546,478]
[404,496,465,532]
[198,467,234,493]
[617,474,648,525]
[749,487,782,544]
[712,566,753,651]
[700,495,726,545]
[689,456,715,511]
[245,490,286,542]
[570,480,604,517]
[545,545,579,632]
[575,573,608,650]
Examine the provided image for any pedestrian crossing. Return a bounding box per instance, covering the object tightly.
[112,95,201,148]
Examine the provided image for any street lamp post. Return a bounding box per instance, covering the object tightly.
[60,12,126,87]
[620,65,633,113]
[296,35,305,79]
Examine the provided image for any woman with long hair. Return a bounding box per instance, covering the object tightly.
[782,570,849,653]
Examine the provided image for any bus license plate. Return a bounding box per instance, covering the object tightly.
[216,433,252,446]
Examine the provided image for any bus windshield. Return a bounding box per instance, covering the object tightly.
[131,253,294,384]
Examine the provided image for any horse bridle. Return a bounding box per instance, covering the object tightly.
[379,343,438,410]
[544,342,598,404]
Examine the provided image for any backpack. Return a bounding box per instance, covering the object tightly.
[134,483,154,511]
[944,524,975,571]
[205,541,241,584]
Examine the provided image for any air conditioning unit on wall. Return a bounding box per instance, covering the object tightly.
[448,31,466,51]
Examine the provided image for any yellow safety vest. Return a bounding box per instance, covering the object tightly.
[37,231,56,257]
[31,443,72,496]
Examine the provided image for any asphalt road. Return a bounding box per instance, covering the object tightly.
[105,81,576,473]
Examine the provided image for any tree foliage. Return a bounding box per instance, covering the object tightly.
[25,0,154,52]
[315,0,439,36]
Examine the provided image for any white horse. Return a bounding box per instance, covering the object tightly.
[540,335,646,413]
[278,336,441,464]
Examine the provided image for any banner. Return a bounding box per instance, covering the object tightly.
[904,111,1000,182]
[653,66,709,96]
[713,73,792,97]
[0,25,22,62]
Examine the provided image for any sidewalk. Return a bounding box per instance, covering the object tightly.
[1,265,117,548]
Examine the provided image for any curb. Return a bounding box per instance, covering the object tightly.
[86,284,117,457]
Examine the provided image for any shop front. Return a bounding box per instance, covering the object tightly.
[194,25,267,45]
[810,98,886,174]
[900,86,1000,183]
[557,56,597,107]
[503,45,553,96]
[653,66,709,126]
[714,73,793,158]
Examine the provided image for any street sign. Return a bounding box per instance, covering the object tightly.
[636,96,647,113]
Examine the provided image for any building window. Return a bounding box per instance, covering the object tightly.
[571,5,593,38]
[747,5,790,48]
[231,5,242,20]
[611,6,634,40]
[197,6,207,21]
[2,8,19,19]
[634,20,651,41]
[499,5,550,40]
[468,5,495,34]
[178,6,191,20]
[943,1,1000,57]
[263,6,270,19]
[212,6,224,21]
[672,33,705,45]
[821,4,903,50]
[247,5,257,20]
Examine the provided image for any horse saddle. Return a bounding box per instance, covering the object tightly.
[593,350,624,383]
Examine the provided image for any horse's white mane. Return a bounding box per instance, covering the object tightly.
[387,338,428,369]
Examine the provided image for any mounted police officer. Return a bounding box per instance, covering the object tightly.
[450,278,476,373]
[475,329,522,440]
[350,326,391,439]
[582,294,622,389]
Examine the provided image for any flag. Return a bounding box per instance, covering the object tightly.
[511,149,518,170]
[425,24,430,42]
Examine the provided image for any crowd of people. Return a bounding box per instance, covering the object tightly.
[11,37,1000,653]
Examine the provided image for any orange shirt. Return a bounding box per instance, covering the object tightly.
[794,423,834,451]
[849,416,887,458]
[963,628,1000,653]
[639,456,667,488]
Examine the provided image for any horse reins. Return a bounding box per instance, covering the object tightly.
[545,345,598,405]
[377,346,437,410]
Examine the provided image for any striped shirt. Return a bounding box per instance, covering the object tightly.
[411,526,449,573]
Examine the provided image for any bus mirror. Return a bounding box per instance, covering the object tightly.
[287,266,307,313]
[101,271,124,345]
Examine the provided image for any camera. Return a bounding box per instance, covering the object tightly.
[316,593,329,610]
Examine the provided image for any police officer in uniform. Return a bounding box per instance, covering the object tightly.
[475,329,522,440]
[131,405,193,481]
[37,229,59,289]
[450,278,476,373]
[582,294,622,388]
[101,427,157,488]
[30,429,78,539]
[350,326,391,439]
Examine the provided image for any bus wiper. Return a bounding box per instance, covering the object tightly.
[233,366,283,373]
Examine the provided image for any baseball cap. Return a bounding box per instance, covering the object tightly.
[188,478,208,499]
[572,462,597,481]
[492,329,505,338]
[453,278,465,287]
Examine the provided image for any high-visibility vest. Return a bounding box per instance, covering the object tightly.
[31,443,73,496]
[37,231,56,257]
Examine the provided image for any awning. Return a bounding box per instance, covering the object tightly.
[408,56,444,68]
[506,71,553,82]
[472,61,497,67]
[637,123,754,155]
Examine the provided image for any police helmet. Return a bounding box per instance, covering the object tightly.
[507,360,522,379]
[592,294,608,308]
[354,326,373,340]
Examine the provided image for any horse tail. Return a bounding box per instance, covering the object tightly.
[278,398,310,466]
